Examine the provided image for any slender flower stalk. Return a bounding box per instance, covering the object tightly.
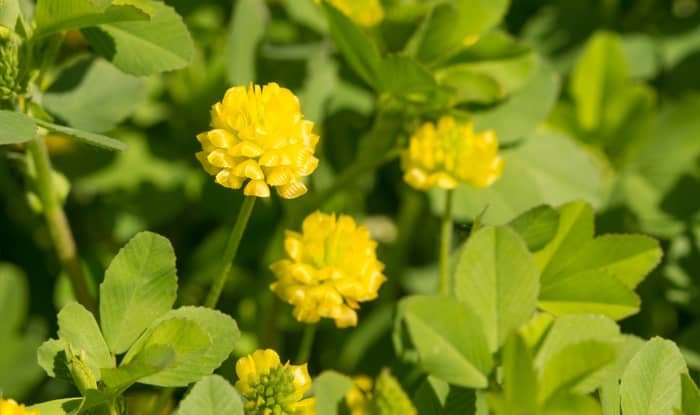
[197,82,320,308]
[204,195,256,308]
[439,189,454,295]
[401,116,504,296]
[295,324,317,364]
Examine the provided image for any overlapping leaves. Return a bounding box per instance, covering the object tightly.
[36,232,239,413]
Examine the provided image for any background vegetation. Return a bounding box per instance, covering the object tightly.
[3,0,700,413]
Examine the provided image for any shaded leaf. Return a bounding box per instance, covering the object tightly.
[82,2,193,76]
[322,1,381,88]
[0,111,36,144]
[509,205,560,251]
[43,58,146,133]
[313,371,354,415]
[226,0,268,85]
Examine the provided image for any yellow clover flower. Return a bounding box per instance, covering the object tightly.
[235,349,315,415]
[270,211,386,328]
[402,116,504,191]
[0,399,39,415]
[319,0,384,27]
[196,82,320,199]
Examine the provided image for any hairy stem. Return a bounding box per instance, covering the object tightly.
[26,137,95,312]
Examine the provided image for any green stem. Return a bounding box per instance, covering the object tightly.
[204,196,256,308]
[439,188,454,296]
[26,136,96,312]
[295,324,317,364]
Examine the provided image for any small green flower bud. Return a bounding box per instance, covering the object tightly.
[66,346,98,395]
[0,36,27,102]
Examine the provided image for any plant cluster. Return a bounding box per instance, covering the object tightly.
[1,0,700,414]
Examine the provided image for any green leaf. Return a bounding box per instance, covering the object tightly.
[37,338,71,380]
[535,314,621,370]
[432,132,602,224]
[620,337,688,415]
[82,1,194,76]
[534,201,661,320]
[124,306,239,386]
[435,32,538,104]
[100,231,177,354]
[0,0,20,29]
[548,234,662,289]
[599,335,645,415]
[621,35,659,81]
[34,0,152,36]
[43,58,146,133]
[472,60,560,145]
[570,31,629,131]
[101,345,175,392]
[122,317,211,386]
[409,0,509,63]
[35,118,126,151]
[413,377,477,415]
[509,205,560,251]
[542,394,603,415]
[680,373,700,415]
[57,302,113,380]
[0,265,45,397]
[535,201,594,276]
[0,111,36,144]
[396,295,493,388]
[179,375,244,415]
[0,263,28,335]
[630,96,700,193]
[283,0,327,33]
[379,54,447,107]
[538,270,641,320]
[74,132,189,194]
[454,226,539,352]
[498,333,537,413]
[226,0,268,85]
[519,312,555,350]
[538,340,617,405]
[313,371,354,415]
[322,1,381,88]
[600,335,644,415]
[28,398,83,415]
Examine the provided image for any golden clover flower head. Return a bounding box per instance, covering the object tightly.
[345,370,416,415]
[0,399,39,415]
[196,82,320,199]
[401,116,504,191]
[270,211,386,328]
[235,349,316,415]
[317,0,384,27]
